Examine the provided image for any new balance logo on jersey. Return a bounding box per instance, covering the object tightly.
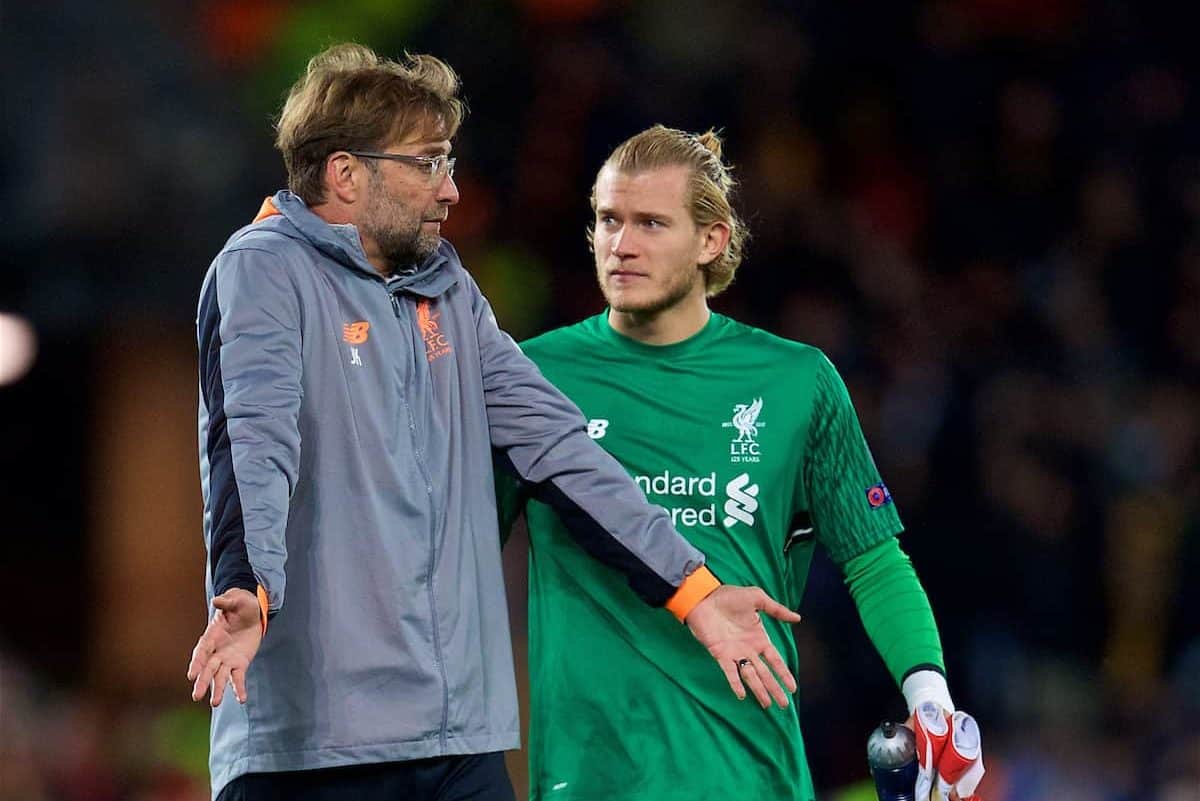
[587,419,609,439]
[342,321,370,344]
[722,397,766,463]
[723,472,759,528]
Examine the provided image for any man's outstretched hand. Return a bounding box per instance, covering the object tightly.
[684,585,802,709]
[186,588,263,707]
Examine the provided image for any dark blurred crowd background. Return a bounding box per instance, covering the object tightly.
[2,1,1198,799]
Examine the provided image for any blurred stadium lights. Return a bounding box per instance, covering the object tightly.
[0,313,37,386]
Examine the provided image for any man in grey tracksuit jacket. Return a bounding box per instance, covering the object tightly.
[189,43,800,801]
[197,189,777,797]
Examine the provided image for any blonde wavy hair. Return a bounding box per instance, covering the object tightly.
[590,125,748,296]
[275,43,467,204]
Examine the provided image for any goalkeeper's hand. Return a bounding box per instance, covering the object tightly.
[907,701,985,801]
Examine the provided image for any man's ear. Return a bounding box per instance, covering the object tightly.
[324,152,363,204]
[697,221,731,266]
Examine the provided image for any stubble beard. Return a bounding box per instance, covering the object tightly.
[598,258,702,317]
[363,177,441,273]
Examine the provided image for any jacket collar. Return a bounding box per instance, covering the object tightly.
[257,191,458,297]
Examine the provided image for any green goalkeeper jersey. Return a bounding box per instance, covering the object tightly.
[502,312,916,801]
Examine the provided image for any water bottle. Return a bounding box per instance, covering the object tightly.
[866,720,918,801]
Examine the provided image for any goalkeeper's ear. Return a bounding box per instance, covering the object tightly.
[902,668,955,715]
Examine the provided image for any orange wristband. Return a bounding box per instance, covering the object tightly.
[665,565,721,622]
[256,585,270,635]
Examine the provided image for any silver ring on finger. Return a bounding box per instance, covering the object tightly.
[736,658,753,669]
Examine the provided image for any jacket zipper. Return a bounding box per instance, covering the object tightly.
[389,285,451,748]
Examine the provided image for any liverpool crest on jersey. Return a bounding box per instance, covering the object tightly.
[721,397,765,463]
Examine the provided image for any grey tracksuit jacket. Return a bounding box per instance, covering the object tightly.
[196,190,706,797]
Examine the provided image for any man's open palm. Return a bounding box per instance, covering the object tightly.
[186,588,263,707]
[685,585,801,709]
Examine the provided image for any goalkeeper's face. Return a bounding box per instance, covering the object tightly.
[592,165,711,316]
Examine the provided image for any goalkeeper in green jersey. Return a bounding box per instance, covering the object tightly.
[496,125,985,801]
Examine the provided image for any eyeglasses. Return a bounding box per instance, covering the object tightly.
[346,151,456,185]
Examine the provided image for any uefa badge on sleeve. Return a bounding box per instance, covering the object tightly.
[866,482,892,509]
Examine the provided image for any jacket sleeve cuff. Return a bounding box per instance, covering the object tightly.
[256,585,270,636]
[665,565,721,622]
